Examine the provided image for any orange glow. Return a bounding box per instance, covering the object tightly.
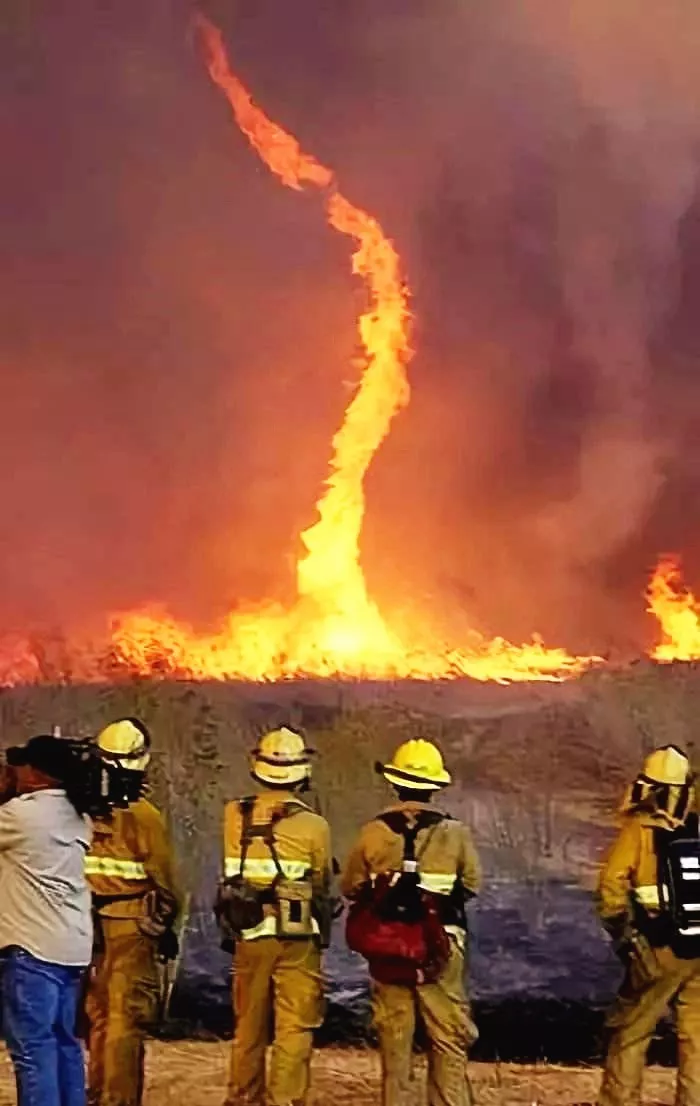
[0,636,42,686]
[647,555,700,662]
[0,17,603,687]
[101,16,596,685]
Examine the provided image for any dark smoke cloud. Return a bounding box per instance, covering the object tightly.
[2,0,700,656]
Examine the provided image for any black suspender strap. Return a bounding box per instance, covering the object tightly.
[378,809,447,865]
[237,798,294,882]
[237,797,256,879]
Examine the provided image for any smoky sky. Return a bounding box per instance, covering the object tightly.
[3,0,700,656]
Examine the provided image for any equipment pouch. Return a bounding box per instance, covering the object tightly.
[275,879,314,938]
[627,931,662,986]
[214,877,267,941]
[138,889,178,939]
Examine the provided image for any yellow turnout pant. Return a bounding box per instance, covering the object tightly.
[372,938,477,1106]
[228,937,323,1106]
[599,945,700,1106]
[86,918,160,1106]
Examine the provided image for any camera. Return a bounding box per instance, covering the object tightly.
[4,732,138,819]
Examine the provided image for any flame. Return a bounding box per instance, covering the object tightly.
[193,14,410,670]
[0,16,601,687]
[102,15,595,685]
[0,636,42,686]
[647,555,700,662]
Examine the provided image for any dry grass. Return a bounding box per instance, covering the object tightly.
[0,667,698,1062]
[0,1042,679,1106]
[0,665,696,909]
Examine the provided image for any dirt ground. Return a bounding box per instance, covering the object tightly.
[0,1041,680,1106]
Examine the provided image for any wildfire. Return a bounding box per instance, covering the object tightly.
[647,555,700,662]
[98,15,600,684]
[101,13,597,685]
[10,15,679,688]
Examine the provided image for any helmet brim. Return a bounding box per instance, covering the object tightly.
[101,753,151,774]
[251,760,310,787]
[381,765,451,790]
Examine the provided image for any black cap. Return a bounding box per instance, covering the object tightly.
[6,735,73,782]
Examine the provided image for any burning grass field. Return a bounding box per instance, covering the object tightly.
[0,1043,682,1106]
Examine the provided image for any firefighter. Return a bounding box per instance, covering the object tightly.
[85,718,180,1106]
[597,744,700,1106]
[218,726,332,1106]
[341,738,481,1106]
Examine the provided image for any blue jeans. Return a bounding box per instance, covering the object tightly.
[1,948,87,1106]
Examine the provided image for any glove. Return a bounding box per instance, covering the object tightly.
[606,915,661,985]
[602,912,629,953]
[139,889,178,939]
[157,928,179,963]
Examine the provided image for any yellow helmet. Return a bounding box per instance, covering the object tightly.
[96,718,151,773]
[623,744,695,824]
[380,739,451,791]
[642,746,691,786]
[250,727,313,787]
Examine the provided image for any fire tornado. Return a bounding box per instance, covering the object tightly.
[3,13,698,686]
[105,15,595,683]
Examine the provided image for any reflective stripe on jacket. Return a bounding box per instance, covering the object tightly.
[86,798,180,919]
[224,857,309,881]
[223,790,331,941]
[340,801,481,927]
[235,913,320,940]
[84,857,148,880]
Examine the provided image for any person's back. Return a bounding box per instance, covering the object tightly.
[344,800,479,920]
[597,745,700,1106]
[342,739,480,1106]
[224,789,330,932]
[0,735,93,1106]
[217,727,332,1106]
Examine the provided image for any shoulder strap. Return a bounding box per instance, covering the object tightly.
[237,797,256,878]
[378,809,447,863]
[238,799,300,881]
[415,810,449,864]
[262,809,286,880]
[656,813,700,853]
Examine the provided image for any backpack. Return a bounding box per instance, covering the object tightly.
[214,797,314,949]
[655,813,700,959]
[345,809,452,986]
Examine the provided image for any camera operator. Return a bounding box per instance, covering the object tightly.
[0,734,93,1106]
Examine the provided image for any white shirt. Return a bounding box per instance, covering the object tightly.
[0,789,93,966]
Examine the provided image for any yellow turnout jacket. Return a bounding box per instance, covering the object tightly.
[341,800,481,931]
[86,798,180,920]
[223,790,332,940]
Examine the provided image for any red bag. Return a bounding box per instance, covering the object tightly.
[345,811,452,986]
[346,879,451,985]
[346,874,429,962]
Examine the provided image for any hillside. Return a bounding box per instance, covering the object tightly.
[0,661,697,1059]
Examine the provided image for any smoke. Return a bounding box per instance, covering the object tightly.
[519,3,699,563]
[3,0,700,656]
[354,0,700,649]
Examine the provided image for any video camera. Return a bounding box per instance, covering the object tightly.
[59,738,117,819]
[3,728,141,819]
